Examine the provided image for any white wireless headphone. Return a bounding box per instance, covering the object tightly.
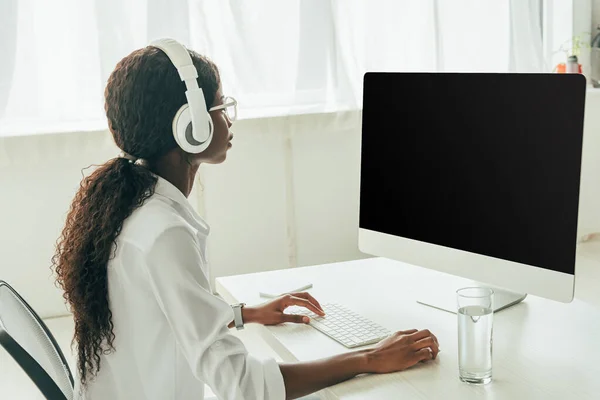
[150,38,213,154]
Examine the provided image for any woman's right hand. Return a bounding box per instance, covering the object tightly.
[365,329,440,374]
[280,328,440,399]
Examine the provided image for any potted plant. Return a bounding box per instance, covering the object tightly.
[553,33,591,73]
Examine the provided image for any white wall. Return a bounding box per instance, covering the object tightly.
[200,111,367,282]
[1,91,599,319]
[579,90,600,237]
[594,0,600,29]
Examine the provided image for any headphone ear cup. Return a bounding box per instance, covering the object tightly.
[172,104,213,154]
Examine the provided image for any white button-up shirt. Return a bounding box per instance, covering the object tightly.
[75,176,285,400]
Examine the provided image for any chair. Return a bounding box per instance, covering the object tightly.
[0,280,74,400]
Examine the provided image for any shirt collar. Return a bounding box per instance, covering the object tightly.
[153,175,210,235]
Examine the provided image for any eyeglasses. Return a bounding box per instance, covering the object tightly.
[209,96,238,122]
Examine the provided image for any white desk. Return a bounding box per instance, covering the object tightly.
[216,243,600,399]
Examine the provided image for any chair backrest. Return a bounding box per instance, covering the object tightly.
[0,280,74,400]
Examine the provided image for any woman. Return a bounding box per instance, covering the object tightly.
[53,39,440,400]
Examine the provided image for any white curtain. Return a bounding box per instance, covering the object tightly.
[0,0,546,137]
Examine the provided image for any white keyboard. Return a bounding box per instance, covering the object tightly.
[286,303,391,348]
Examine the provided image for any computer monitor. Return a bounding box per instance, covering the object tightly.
[358,72,586,312]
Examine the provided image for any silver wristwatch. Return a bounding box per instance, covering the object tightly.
[232,303,245,330]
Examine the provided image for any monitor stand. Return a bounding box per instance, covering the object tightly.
[417,282,527,314]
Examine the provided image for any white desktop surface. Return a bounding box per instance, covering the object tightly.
[216,243,600,400]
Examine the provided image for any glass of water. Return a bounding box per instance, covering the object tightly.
[457,287,494,384]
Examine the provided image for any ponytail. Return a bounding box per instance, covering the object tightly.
[52,157,157,384]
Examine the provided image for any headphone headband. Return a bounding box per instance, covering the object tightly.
[150,39,200,90]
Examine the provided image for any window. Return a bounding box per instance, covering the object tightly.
[0,0,583,137]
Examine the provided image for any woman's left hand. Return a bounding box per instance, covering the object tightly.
[244,292,326,326]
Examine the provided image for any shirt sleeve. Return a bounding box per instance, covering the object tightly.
[144,224,286,400]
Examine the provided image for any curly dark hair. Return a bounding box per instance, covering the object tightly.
[51,44,220,385]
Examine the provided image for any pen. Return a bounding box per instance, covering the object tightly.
[259,283,314,298]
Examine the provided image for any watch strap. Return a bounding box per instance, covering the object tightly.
[232,303,245,330]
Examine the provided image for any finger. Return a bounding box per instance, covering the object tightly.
[414,348,434,363]
[407,329,434,342]
[412,337,439,359]
[281,313,310,324]
[291,292,324,313]
[393,329,417,338]
[431,332,441,351]
[284,296,325,316]
[397,329,418,335]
